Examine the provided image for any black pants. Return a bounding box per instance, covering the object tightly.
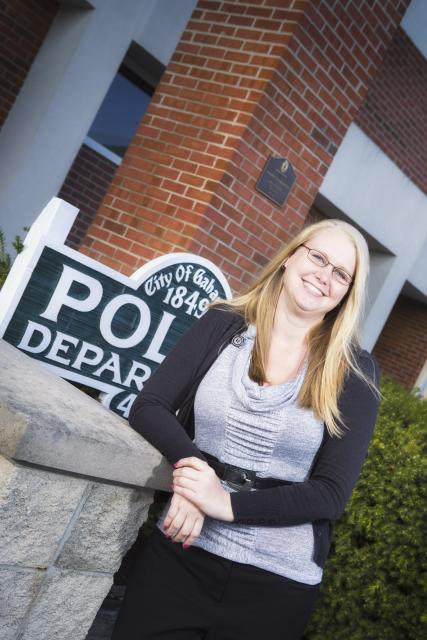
[111,526,320,640]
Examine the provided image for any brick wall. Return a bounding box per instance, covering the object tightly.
[373,295,427,389]
[0,0,58,130]
[79,0,409,294]
[355,26,427,196]
[58,144,118,249]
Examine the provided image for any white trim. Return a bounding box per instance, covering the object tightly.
[84,136,122,165]
[401,0,427,60]
[414,359,427,398]
[318,123,427,351]
[0,199,78,335]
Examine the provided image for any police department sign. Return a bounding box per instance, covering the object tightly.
[0,198,231,417]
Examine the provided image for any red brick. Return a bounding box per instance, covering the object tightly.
[75,0,411,279]
[373,296,427,389]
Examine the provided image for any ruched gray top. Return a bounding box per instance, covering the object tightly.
[156,323,324,585]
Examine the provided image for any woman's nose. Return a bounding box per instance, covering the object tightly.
[315,266,332,284]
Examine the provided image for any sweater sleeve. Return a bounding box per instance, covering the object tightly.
[128,307,228,465]
[230,352,382,526]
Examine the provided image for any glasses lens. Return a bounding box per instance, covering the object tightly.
[334,269,352,285]
[308,249,327,266]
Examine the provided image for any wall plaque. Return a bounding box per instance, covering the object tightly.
[256,156,296,207]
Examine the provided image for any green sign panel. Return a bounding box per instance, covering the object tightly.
[0,198,231,417]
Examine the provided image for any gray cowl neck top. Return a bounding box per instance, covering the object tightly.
[156,323,324,585]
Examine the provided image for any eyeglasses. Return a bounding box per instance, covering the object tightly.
[301,244,353,286]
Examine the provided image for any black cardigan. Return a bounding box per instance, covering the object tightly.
[129,305,381,568]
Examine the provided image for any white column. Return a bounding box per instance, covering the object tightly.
[0,0,156,249]
[319,124,427,352]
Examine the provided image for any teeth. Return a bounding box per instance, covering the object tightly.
[303,280,323,296]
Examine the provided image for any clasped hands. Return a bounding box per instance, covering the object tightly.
[162,456,234,548]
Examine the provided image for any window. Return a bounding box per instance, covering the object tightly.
[86,43,165,161]
[88,71,151,158]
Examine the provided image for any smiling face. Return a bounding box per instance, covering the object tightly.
[281,228,356,319]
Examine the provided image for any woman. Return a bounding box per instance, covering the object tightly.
[111,218,382,640]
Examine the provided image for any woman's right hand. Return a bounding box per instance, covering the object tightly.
[162,492,205,547]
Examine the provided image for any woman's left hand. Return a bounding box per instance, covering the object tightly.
[172,457,234,522]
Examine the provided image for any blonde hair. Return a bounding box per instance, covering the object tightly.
[209,218,382,438]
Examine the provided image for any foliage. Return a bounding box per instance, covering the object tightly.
[305,376,426,640]
[0,227,27,288]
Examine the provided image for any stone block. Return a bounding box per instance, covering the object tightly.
[0,456,88,567]
[19,567,112,640]
[0,339,171,491]
[56,481,153,572]
[0,567,44,640]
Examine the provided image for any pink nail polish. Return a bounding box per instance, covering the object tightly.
[183,544,189,549]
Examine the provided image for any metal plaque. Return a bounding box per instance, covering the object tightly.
[256,157,296,207]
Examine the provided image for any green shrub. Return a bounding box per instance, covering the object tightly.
[305,376,426,640]
[0,227,25,288]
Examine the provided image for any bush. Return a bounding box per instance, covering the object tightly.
[305,376,426,640]
[0,227,25,288]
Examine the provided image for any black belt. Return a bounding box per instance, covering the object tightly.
[200,450,294,491]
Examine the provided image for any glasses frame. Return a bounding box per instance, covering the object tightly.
[301,244,353,286]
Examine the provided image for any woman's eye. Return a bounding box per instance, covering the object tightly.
[335,270,347,281]
[312,252,326,264]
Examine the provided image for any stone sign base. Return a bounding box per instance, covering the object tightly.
[0,340,172,640]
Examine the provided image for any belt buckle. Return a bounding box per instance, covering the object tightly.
[224,465,255,491]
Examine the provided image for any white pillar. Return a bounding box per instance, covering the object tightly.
[319,124,427,352]
[0,0,156,249]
